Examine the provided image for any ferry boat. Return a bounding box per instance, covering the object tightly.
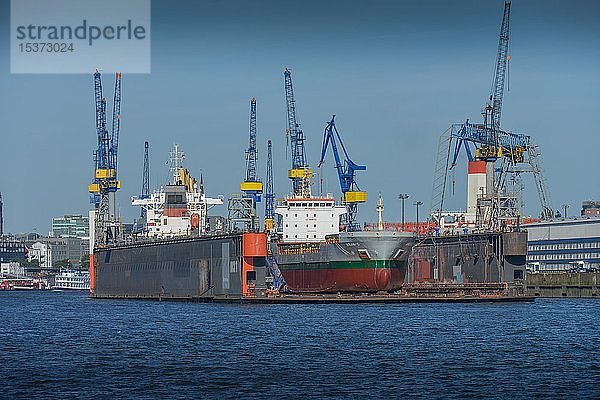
[53,269,90,290]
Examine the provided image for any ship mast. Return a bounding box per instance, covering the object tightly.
[169,144,185,185]
[377,193,384,231]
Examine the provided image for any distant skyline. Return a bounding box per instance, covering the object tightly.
[1,0,599,233]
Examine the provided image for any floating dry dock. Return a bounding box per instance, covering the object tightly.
[91,231,531,303]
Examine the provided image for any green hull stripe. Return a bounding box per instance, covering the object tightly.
[278,259,405,271]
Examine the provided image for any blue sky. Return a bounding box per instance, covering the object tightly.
[0,0,599,233]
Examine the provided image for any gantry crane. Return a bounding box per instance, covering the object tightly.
[284,68,312,198]
[317,115,366,231]
[88,70,122,245]
[430,1,553,226]
[264,140,275,232]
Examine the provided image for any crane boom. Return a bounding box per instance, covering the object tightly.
[245,97,258,182]
[93,70,109,174]
[110,72,122,175]
[489,1,511,131]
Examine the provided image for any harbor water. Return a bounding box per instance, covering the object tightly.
[1,291,599,399]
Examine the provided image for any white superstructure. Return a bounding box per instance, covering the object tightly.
[131,145,224,239]
[275,196,346,243]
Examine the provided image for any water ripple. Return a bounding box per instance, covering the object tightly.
[1,292,600,399]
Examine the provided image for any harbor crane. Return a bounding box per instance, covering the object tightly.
[88,70,122,245]
[240,97,263,203]
[264,140,275,232]
[140,141,150,217]
[430,1,553,228]
[230,97,263,232]
[318,115,366,231]
[284,68,312,198]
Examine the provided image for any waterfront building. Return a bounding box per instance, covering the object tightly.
[525,218,600,271]
[51,214,89,238]
[28,237,88,268]
[0,237,26,263]
[1,262,25,277]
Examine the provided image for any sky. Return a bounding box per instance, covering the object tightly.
[0,0,599,234]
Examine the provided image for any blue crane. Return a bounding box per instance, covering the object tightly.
[264,140,275,232]
[240,97,263,202]
[451,1,511,164]
[432,1,553,222]
[284,68,312,198]
[88,71,123,244]
[110,73,122,174]
[140,140,150,218]
[318,115,366,231]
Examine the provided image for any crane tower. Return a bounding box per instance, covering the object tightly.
[88,70,123,245]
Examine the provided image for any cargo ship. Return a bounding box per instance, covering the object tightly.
[90,145,270,300]
[270,196,415,293]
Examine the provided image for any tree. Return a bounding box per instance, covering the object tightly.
[11,257,38,268]
[53,259,72,269]
[80,253,90,270]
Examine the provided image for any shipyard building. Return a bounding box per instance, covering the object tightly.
[525,217,600,271]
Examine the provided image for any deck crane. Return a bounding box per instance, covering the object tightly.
[88,70,123,245]
[240,97,263,202]
[284,68,312,198]
[317,115,366,232]
[140,141,150,217]
[264,140,275,232]
[431,1,553,225]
